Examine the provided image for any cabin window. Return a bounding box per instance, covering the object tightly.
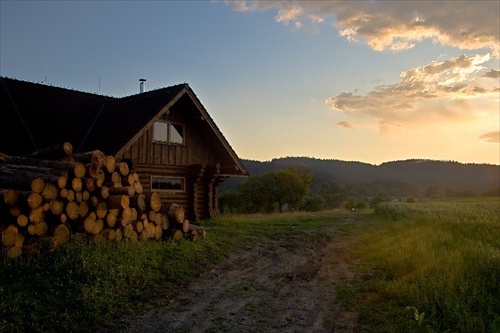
[153,122,184,145]
[153,122,168,142]
[169,123,184,144]
[151,176,185,191]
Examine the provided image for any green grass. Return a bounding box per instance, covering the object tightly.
[0,210,350,332]
[338,197,500,333]
[2,200,498,333]
[0,237,229,332]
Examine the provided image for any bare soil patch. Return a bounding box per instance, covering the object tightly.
[122,219,360,333]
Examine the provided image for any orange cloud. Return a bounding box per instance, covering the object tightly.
[483,69,500,79]
[479,131,500,143]
[225,1,500,54]
[325,54,499,126]
[337,121,354,128]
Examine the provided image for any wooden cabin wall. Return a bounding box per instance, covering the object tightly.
[121,124,219,166]
[119,121,223,221]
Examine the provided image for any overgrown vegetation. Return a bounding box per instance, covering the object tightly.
[0,236,229,332]
[337,197,500,333]
[1,198,498,332]
[0,211,345,332]
[220,166,353,214]
[219,166,314,213]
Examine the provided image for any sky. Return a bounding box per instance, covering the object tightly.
[1,0,499,165]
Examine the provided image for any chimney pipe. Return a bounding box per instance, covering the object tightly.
[139,78,146,93]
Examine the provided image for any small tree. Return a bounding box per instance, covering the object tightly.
[302,195,325,212]
[346,196,365,210]
[317,182,346,209]
[269,166,312,212]
[219,166,312,214]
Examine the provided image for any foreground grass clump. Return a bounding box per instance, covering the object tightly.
[0,237,229,332]
[345,197,500,333]
[0,210,346,332]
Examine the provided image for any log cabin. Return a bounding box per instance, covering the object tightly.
[0,77,248,221]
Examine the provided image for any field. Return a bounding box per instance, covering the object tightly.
[343,197,500,332]
[0,197,498,332]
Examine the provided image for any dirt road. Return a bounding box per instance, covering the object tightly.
[122,220,359,333]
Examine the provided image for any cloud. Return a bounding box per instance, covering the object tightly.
[224,1,500,54]
[483,69,500,79]
[337,121,353,128]
[379,121,403,136]
[479,131,500,143]
[325,53,499,128]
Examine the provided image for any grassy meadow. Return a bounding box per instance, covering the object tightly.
[341,197,500,333]
[0,197,498,332]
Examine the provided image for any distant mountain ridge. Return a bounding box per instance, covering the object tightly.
[223,157,500,197]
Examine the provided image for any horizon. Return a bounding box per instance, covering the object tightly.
[1,1,499,166]
[239,155,500,167]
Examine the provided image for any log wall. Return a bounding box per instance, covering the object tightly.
[121,123,218,167]
[116,110,226,221]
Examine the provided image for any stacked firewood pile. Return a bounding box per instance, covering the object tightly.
[0,143,205,259]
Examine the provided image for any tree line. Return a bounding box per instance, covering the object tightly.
[219,163,499,214]
[219,166,356,214]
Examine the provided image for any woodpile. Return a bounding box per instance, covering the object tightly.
[0,143,206,259]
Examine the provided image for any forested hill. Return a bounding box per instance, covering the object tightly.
[223,157,500,198]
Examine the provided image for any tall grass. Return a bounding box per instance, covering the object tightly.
[0,237,230,332]
[0,210,349,332]
[347,198,500,333]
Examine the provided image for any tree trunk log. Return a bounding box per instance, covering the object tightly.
[67,150,105,165]
[27,192,43,209]
[79,201,90,218]
[17,214,29,227]
[131,193,147,213]
[96,201,107,219]
[65,201,79,220]
[73,162,87,178]
[189,229,199,242]
[2,224,19,247]
[167,203,185,223]
[166,229,183,240]
[52,224,71,247]
[189,224,207,239]
[42,183,58,201]
[72,178,83,192]
[170,218,189,233]
[105,155,116,173]
[25,142,73,159]
[106,195,129,210]
[148,192,162,212]
[0,189,21,206]
[29,206,45,224]
[116,162,130,176]
[49,199,64,215]
[31,177,45,193]
[108,186,135,197]
[106,209,119,228]
[2,155,77,171]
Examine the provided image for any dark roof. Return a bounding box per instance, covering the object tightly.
[80,84,187,155]
[0,77,247,175]
[1,77,109,156]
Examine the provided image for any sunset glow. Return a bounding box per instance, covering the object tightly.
[1,1,498,165]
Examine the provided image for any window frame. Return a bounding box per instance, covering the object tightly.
[153,121,185,145]
[150,176,186,192]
